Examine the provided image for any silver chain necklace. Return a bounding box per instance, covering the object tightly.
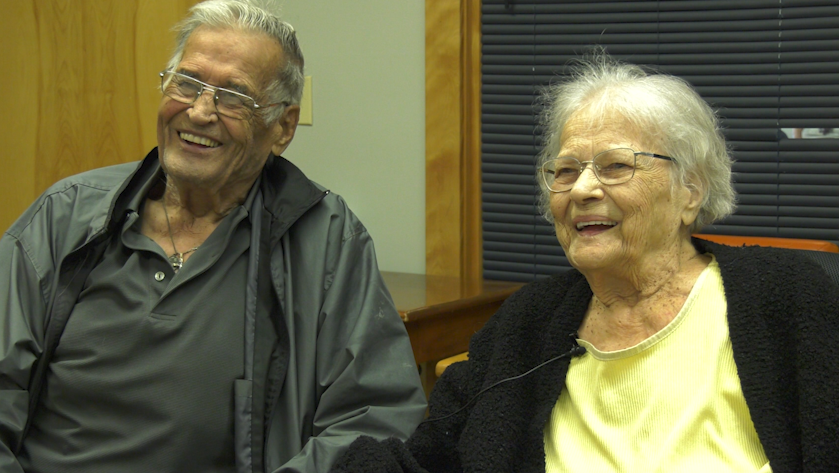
[162,202,199,273]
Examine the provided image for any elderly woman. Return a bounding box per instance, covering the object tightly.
[331,54,839,472]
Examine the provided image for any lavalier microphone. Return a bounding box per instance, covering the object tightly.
[422,337,586,424]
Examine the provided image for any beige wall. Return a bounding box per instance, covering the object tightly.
[280,1,426,274]
[0,0,199,232]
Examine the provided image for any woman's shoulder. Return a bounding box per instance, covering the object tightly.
[469,270,590,353]
[696,239,839,321]
[697,238,833,282]
[498,270,587,316]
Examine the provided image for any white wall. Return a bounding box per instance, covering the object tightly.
[280,1,426,274]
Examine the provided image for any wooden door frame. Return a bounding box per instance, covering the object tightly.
[425,0,482,279]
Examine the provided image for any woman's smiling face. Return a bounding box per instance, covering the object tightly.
[550,108,697,274]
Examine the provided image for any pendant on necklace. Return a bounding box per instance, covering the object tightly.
[169,252,185,272]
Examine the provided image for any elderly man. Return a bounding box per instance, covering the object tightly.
[0,0,426,472]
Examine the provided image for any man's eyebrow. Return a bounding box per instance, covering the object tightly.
[175,68,199,79]
[223,82,253,96]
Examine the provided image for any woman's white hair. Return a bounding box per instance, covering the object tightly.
[165,0,304,123]
[537,49,736,232]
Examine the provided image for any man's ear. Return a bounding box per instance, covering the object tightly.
[271,104,300,156]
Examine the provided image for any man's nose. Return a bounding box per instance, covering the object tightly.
[189,89,218,121]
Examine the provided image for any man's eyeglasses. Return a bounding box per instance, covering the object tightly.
[540,147,675,193]
[159,71,285,120]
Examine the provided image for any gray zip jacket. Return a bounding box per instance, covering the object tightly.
[0,148,427,473]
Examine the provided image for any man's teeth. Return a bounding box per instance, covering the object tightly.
[180,132,220,148]
[576,221,617,230]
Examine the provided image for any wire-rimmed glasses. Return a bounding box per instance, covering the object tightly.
[540,147,675,193]
[159,71,284,120]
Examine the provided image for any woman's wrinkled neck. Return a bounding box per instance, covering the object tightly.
[577,238,710,351]
[583,238,705,305]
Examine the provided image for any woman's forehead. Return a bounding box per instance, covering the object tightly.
[559,108,656,153]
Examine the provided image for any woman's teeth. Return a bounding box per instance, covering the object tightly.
[576,221,617,230]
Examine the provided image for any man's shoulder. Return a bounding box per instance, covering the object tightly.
[42,161,140,197]
[261,156,362,236]
[6,161,140,241]
[280,181,368,242]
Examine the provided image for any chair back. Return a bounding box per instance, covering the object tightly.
[799,250,839,287]
[693,234,839,253]
[694,233,839,287]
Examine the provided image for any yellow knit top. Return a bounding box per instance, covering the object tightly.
[544,257,771,473]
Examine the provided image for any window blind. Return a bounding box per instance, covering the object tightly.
[481,0,839,282]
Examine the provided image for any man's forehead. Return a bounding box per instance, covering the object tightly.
[177,26,283,89]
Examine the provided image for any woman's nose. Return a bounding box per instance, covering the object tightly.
[568,165,603,200]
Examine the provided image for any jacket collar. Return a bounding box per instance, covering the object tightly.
[104,149,326,242]
[258,153,328,238]
[98,148,162,239]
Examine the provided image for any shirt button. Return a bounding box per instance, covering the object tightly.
[154,271,166,282]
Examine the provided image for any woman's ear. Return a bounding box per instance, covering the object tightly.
[680,180,704,228]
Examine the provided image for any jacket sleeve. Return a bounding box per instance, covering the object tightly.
[273,220,428,473]
[328,302,500,473]
[328,358,483,473]
[0,231,49,473]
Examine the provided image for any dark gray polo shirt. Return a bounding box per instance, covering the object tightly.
[21,174,259,472]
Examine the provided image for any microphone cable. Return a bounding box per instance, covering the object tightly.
[421,342,587,424]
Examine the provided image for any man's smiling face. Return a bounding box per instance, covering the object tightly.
[156,26,289,194]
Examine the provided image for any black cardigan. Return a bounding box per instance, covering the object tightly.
[332,240,839,473]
